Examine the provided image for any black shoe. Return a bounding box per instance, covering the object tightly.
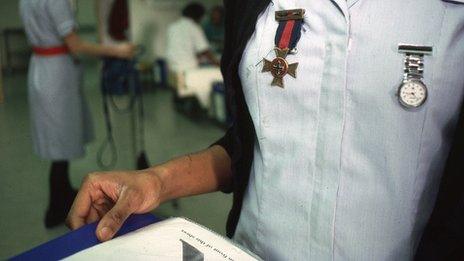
[136,152,150,170]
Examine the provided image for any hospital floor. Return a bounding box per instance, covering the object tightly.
[0,62,232,259]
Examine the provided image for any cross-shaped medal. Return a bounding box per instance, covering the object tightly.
[262,48,298,88]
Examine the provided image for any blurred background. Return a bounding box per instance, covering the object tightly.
[0,0,231,259]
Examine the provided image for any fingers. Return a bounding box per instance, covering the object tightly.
[66,185,92,230]
[93,199,112,218]
[129,44,136,58]
[115,43,135,59]
[95,188,138,241]
[85,207,100,224]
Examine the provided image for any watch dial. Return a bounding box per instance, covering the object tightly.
[399,81,427,108]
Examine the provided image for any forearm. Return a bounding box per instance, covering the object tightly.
[64,32,120,57]
[70,40,117,57]
[152,145,232,204]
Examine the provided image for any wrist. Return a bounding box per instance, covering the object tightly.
[144,165,172,204]
[107,45,119,58]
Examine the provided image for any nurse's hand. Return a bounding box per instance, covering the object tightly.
[113,43,136,59]
[66,168,164,242]
[67,146,232,242]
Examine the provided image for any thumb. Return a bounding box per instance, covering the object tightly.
[96,189,136,241]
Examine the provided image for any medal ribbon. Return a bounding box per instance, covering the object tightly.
[274,19,303,50]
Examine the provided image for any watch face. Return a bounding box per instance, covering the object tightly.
[398,80,428,108]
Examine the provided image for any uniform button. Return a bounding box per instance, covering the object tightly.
[246,65,254,77]
[262,115,269,127]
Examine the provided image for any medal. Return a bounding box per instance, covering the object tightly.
[397,44,433,109]
[262,48,297,87]
[262,9,305,88]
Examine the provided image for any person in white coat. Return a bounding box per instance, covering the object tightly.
[19,0,135,228]
[166,2,222,110]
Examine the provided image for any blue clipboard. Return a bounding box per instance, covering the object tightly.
[10,213,160,260]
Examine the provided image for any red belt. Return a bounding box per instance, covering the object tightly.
[32,45,69,56]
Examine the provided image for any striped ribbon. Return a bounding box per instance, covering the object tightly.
[274,19,303,50]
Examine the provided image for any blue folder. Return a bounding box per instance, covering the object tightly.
[10,214,160,261]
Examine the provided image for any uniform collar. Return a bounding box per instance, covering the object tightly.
[181,17,198,25]
[332,0,363,17]
[329,0,349,21]
[348,0,362,8]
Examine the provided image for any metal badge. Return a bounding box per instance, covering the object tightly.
[275,9,306,21]
[397,44,433,109]
[398,44,433,55]
[262,48,298,88]
[263,9,305,88]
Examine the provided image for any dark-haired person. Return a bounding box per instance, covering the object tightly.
[203,6,225,53]
[68,0,464,260]
[166,2,222,110]
[19,0,135,228]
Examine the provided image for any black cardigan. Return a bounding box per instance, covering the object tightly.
[214,0,271,238]
[215,0,464,259]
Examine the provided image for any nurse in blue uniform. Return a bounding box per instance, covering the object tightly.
[20,0,135,227]
[67,0,464,260]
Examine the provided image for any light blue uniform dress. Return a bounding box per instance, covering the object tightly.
[20,0,93,160]
[234,0,464,260]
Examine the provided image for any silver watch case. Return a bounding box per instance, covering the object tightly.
[397,79,428,109]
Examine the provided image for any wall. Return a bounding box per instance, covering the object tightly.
[0,0,27,70]
[0,1,22,29]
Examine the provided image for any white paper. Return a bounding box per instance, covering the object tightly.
[65,217,259,261]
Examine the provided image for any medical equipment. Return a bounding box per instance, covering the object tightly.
[97,47,150,170]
